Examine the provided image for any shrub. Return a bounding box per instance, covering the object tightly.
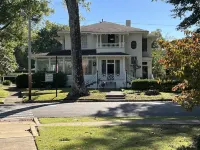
[2,80,12,86]
[16,72,67,88]
[16,74,28,88]
[131,79,181,92]
[132,79,160,91]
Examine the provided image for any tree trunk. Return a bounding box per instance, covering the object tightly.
[65,0,89,99]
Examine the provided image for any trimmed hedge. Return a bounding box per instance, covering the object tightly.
[16,72,67,88]
[2,80,12,86]
[132,79,180,92]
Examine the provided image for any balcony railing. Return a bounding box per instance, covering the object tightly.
[97,42,125,48]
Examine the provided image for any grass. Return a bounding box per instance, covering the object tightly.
[36,125,199,150]
[22,88,175,102]
[39,116,200,124]
[0,84,10,98]
[126,92,175,100]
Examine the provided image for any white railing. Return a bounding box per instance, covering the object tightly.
[97,42,125,48]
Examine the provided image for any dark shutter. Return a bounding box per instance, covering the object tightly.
[142,38,147,52]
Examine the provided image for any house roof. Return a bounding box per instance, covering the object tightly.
[58,21,148,34]
[32,49,130,57]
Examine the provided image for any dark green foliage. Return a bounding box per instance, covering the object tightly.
[132,79,180,92]
[16,72,67,88]
[2,80,11,86]
[16,74,28,88]
[132,79,160,91]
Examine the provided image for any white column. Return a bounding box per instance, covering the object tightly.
[96,35,99,48]
[62,57,65,73]
[122,35,125,47]
[35,58,38,73]
[119,35,121,48]
[96,57,99,84]
[100,34,102,48]
[48,58,51,71]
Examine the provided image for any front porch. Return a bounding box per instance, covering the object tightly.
[33,52,132,89]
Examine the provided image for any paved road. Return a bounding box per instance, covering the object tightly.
[0,102,200,118]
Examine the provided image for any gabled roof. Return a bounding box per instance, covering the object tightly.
[58,21,148,34]
[81,21,148,33]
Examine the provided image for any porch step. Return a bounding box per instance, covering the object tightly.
[106,91,125,100]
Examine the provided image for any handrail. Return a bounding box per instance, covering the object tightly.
[97,42,125,48]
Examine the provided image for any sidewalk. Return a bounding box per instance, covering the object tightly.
[39,119,200,127]
[0,121,37,150]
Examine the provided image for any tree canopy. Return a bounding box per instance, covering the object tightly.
[159,31,200,110]
[0,0,52,74]
[154,0,200,31]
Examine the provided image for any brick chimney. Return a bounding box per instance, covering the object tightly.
[126,20,131,27]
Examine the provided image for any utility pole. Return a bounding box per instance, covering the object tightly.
[28,16,32,101]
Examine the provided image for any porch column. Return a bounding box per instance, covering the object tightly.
[62,57,65,73]
[48,58,51,71]
[96,35,99,48]
[100,34,102,48]
[96,57,99,85]
[35,58,38,73]
[119,35,121,48]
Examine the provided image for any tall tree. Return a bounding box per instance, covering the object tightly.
[153,0,200,31]
[159,31,200,110]
[64,0,89,98]
[32,21,69,53]
[0,0,52,74]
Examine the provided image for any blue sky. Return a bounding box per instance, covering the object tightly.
[47,0,191,39]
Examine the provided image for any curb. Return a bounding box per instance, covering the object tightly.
[23,99,172,103]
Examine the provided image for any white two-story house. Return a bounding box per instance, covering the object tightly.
[32,20,157,88]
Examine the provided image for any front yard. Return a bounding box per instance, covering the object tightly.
[36,119,200,150]
[0,84,10,103]
[22,89,176,102]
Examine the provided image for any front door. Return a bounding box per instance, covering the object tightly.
[107,63,114,80]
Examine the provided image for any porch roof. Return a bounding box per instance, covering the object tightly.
[32,49,130,57]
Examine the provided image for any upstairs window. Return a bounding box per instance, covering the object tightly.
[108,34,115,43]
[142,38,147,52]
[131,41,137,49]
[81,35,87,48]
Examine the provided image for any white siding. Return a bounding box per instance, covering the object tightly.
[125,33,143,78]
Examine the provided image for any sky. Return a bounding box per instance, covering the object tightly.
[46,0,193,39]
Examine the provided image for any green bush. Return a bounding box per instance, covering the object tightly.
[16,74,28,88]
[2,80,12,86]
[16,72,67,88]
[132,79,160,90]
[161,80,180,92]
[131,79,180,92]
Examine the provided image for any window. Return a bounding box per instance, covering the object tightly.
[115,60,120,75]
[102,60,106,75]
[81,35,87,48]
[65,58,72,75]
[83,59,96,75]
[131,57,137,65]
[142,66,148,79]
[108,34,115,43]
[37,59,49,72]
[50,58,63,72]
[131,41,137,49]
[142,62,148,66]
[142,38,147,52]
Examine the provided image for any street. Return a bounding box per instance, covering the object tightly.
[0,101,200,119]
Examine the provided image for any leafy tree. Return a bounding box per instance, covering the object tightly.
[64,0,90,98]
[0,0,52,73]
[32,21,69,53]
[151,29,166,79]
[159,31,200,110]
[153,0,200,31]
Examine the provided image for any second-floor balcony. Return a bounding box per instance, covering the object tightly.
[96,34,125,49]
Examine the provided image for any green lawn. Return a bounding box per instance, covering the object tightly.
[39,116,200,124]
[22,89,175,102]
[0,85,10,98]
[36,125,199,150]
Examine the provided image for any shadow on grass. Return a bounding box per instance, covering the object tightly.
[37,125,199,150]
